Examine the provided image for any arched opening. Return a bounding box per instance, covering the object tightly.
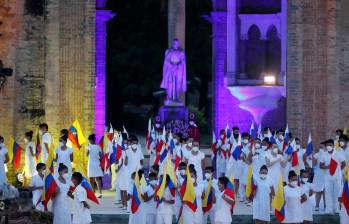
[266,25,281,78]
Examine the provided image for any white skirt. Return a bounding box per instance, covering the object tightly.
[88,161,103,178]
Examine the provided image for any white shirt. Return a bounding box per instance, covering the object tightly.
[157,187,174,215]
[24,141,37,177]
[144,184,157,215]
[29,174,44,211]
[126,149,144,175]
[214,191,232,223]
[186,151,205,173]
[41,132,52,163]
[87,144,102,166]
[283,185,303,223]
[72,184,92,224]
[320,150,345,180]
[0,146,8,185]
[55,147,73,175]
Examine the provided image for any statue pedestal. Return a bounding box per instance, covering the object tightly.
[159,105,188,125]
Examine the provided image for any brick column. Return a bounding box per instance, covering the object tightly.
[95,10,115,140]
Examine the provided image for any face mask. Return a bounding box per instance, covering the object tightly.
[296,144,301,149]
[192,147,199,152]
[24,138,29,143]
[59,142,63,147]
[39,130,43,135]
[41,170,46,175]
[242,139,249,144]
[132,144,137,150]
[278,135,284,141]
[255,143,261,149]
[62,173,69,180]
[260,174,267,180]
[262,145,267,150]
[205,173,211,180]
[179,170,185,176]
[340,141,346,147]
[150,180,157,186]
[327,146,334,152]
[173,139,178,144]
[192,178,196,184]
[220,134,225,139]
[301,178,308,183]
[273,148,278,154]
[290,180,298,187]
[187,142,193,147]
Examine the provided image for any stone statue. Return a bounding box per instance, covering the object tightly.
[160,38,186,105]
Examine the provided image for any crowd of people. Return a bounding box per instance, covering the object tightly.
[1,123,349,224]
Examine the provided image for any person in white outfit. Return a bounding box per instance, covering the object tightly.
[252,165,274,223]
[216,129,228,177]
[202,166,217,224]
[127,170,146,224]
[52,163,72,224]
[28,163,46,211]
[185,141,205,184]
[87,134,103,198]
[319,139,346,214]
[313,141,327,211]
[214,176,234,224]
[156,175,175,224]
[55,135,74,178]
[39,123,52,164]
[70,172,92,224]
[300,169,314,223]
[23,131,37,182]
[283,170,307,224]
[265,144,287,192]
[0,136,9,186]
[239,132,251,202]
[143,172,158,224]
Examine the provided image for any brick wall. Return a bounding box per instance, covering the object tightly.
[0,0,95,179]
[287,0,349,146]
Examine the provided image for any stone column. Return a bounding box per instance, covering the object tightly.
[226,0,237,85]
[95,9,115,140]
[281,0,287,85]
[211,12,228,134]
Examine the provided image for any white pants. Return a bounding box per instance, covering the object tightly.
[325,178,340,214]
[146,214,156,224]
[156,213,172,224]
[203,210,215,224]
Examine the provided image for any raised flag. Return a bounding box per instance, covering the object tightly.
[225,176,235,200]
[225,124,231,142]
[282,125,289,151]
[245,165,256,200]
[272,176,285,222]
[122,125,129,138]
[81,177,100,204]
[175,148,183,170]
[35,129,42,160]
[211,131,217,156]
[202,177,214,213]
[168,132,176,155]
[131,171,142,213]
[68,119,87,149]
[180,167,197,212]
[268,129,276,144]
[232,145,242,161]
[42,172,58,210]
[8,137,22,170]
[306,133,313,156]
[249,122,256,141]
[257,124,262,139]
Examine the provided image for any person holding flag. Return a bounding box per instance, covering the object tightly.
[214,176,234,224]
[55,135,74,178]
[338,167,349,224]
[23,131,37,182]
[70,172,92,224]
[86,134,103,198]
[283,170,307,223]
[319,139,346,214]
[28,163,46,211]
[142,172,158,224]
[39,123,52,164]
[300,169,314,223]
[266,143,287,191]
[116,135,129,210]
[239,132,252,203]
[127,170,146,224]
[216,129,228,178]
[202,166,217,224]
[125,135,144,178]
[252,165,274,223]
[155,174,175,224]
[312,141,327,211]
[185,141,205,184]
[52,163,72,224]
[0,136,9,186]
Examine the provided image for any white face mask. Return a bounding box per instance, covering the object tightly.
[187,142,193,147]
[41,170,46,175]
[179,170,185,176]
[220,134,225,139]
[39,130,43,135]
[296,144,301,149]
[290,180,298,187]
[192,147,199,152]
[262,145,267,150]
[242,139,249,144]
[327,146,334,152]
[301,178,308,183]
[150,180,157,186]
[62,173,69,180]
[192,178,196,184]
[255,143,261,149]
[339,141,346,147]
[278,135,284,141]
[132,144,137,150]
[260,174,267,180]
[59,142,63,147]
[173,139,178,144]
[24,138,29,143]
[205,173,211,180]
[273,148,278,154]
[336,135,340,140]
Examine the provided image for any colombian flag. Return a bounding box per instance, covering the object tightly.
[245,165,256,201]
[8,137,22,170]
[342,169,349,215]
[180,167,197,212]
[70,177,100,205]
[131,171,142,213]
[68,119,87,149]
[202,177,213,213]
[272,176,285,222]
[42,172,58,210]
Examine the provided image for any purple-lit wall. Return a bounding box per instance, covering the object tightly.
[95,2,115,140]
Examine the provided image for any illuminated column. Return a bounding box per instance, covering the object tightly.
[226,0,237,85]
[281,0,287,85]
[95,5,115,139]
